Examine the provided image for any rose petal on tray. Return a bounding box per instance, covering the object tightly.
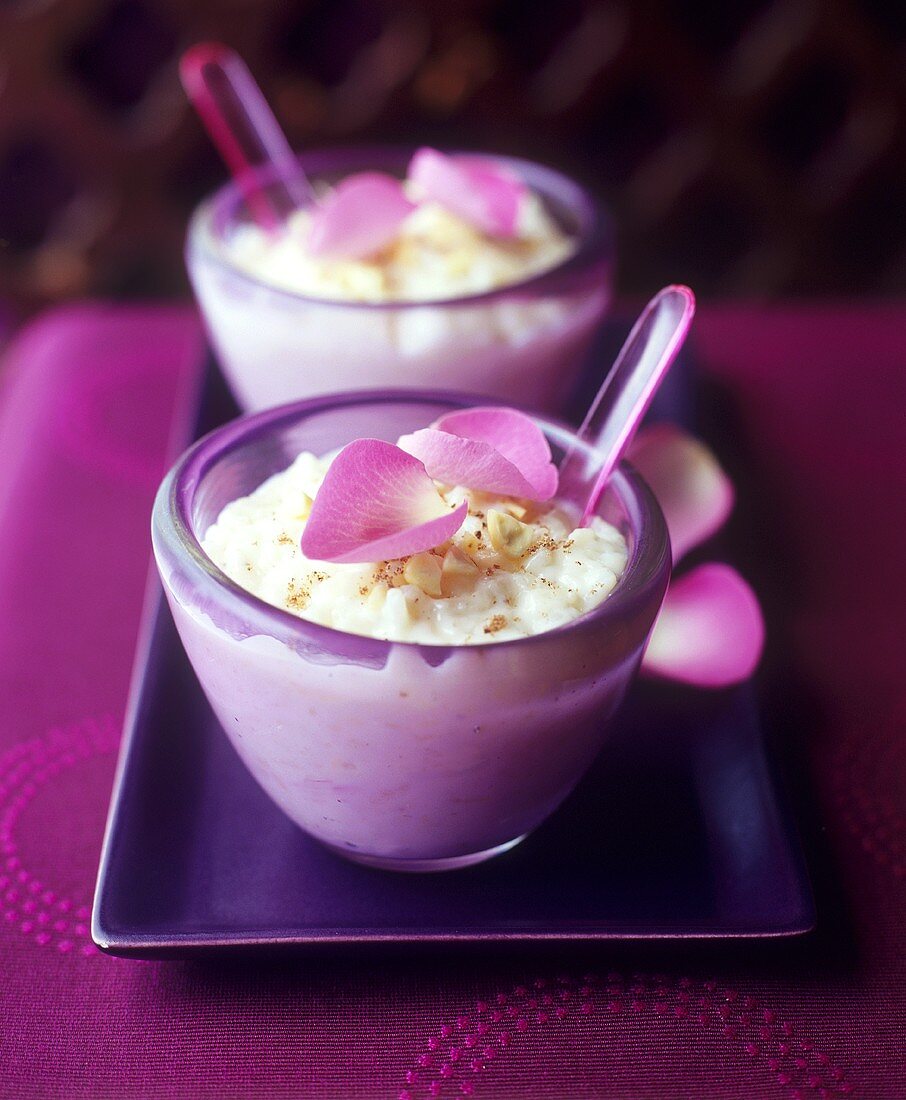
[301,439,468,563]
[642,563,765,687]
[307,172,416,260]
[628,424,735,563]
[408,147,525,238]
[398,407,558,500]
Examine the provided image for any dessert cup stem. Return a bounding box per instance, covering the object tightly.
[180,42,313,232]
[561,284,695,525]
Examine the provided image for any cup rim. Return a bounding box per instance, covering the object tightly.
[153,389,670,660]
[186,144,614,311]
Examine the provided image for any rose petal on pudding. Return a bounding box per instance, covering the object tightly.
[642,563,765,687]
[397,430,543,500]
[408,147,526,238]
[398,407,558,500]
[434,408,557,491]
[307,172,416,260]
[301,439,468,563]
[628,424,735,563]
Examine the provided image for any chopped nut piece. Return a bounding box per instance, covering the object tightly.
[460,532,483,557]
[403,552,444,597]
[441,546,479,595]
[296,492,313,520]
[487,509,535,558]
[445,249,473,277]
[377,560,408,587]
[366,584,387,613]
[442,546,479,578]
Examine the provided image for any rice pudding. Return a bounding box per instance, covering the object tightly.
[186,148,611,412]
[202,450,628,645]
[225,190,574,303]
[153,396,668,870]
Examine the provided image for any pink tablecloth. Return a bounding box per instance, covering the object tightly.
[0,302,902,1098]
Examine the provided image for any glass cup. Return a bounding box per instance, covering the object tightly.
[151,391,670,872]
[186,147,613,414]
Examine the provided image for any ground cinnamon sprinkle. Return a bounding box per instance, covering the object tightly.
[373,561,406,587]
[483,614,508,635]
[286,581,310,610]
[529,534,558,554]
[287,571,328,609]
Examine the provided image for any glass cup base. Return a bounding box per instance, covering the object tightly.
[322,833,529,873]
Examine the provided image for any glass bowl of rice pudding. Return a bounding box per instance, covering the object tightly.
[151,391,669,871]
[186,147,613,413]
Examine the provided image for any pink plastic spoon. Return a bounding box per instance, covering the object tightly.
[561,284,696,526]
[180,42,313,233]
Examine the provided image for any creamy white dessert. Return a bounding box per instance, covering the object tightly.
[188,155,609,413]
[224,191,575,303]
[201,451,629,645]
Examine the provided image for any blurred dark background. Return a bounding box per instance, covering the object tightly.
[0,0,904,316]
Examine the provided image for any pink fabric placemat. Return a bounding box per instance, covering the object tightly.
[0,301,903,1098]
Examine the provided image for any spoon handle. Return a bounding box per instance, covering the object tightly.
[180,42,313,232]
[562,285,695,525]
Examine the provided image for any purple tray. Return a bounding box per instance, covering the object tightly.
[92,345,814,957]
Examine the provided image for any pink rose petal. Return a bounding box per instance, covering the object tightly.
[642,563,765,688]
[408,147,526,237]
[307,172,415,260]
[301,439,467,563]
[628,425,735,563]
[433,408,558,491]
[397,407,558,500]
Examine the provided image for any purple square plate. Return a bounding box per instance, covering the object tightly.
[91,343,814,957]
